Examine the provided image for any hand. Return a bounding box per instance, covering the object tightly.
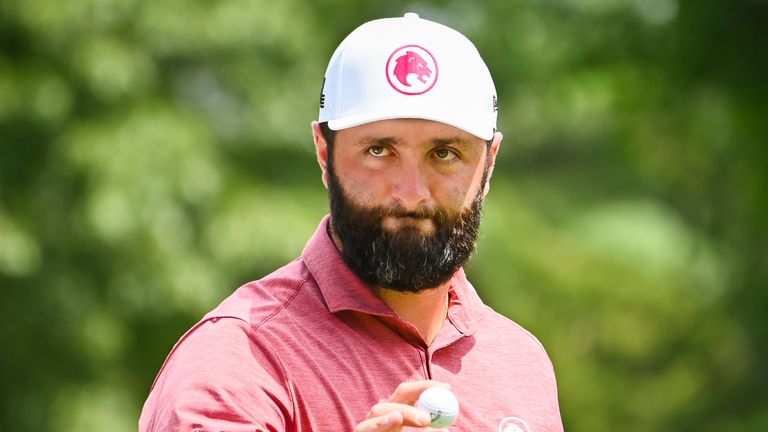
[354,380,450,432]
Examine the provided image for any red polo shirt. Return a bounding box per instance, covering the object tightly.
[140,216,563,431]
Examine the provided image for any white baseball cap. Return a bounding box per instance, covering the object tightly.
[319,12,498,141]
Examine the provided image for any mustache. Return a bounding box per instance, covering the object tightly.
[365,204,456,225]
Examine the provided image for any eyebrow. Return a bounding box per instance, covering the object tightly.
[356,136,401,147]
[431,137,475,147]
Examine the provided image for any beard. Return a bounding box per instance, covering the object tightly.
[327,164,487,293]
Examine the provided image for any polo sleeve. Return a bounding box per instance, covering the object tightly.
[139,317,293,432]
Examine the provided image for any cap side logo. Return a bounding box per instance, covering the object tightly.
[319,77,326,109]
[386,45,438,95]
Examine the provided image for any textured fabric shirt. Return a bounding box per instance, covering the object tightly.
[139,216,563,432]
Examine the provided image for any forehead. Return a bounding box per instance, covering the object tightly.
[334,119,485,148]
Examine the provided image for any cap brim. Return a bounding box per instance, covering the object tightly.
[327,112,494,141]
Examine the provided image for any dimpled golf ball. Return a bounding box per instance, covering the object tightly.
[416,386,459,428]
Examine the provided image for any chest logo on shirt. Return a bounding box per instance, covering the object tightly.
[499,416,531,432]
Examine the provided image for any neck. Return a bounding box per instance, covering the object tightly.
[377,284,450,346]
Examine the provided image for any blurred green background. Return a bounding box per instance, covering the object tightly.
[1,0,766,430]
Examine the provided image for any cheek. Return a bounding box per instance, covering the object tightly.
[332,153,380,201]
[440,164,486,209]
[454,187,477,210]
[336,171,382,204]
[429,176,473,211]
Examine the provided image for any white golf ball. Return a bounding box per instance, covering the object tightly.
[416,386,459,428]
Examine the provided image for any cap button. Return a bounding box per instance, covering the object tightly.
[403,12,420,19]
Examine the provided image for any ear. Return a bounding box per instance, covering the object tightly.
[482,131,503,197]
[311,121,330,189]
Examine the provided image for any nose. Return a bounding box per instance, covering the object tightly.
[390,159,431,210]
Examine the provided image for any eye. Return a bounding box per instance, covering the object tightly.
[433,147,458,161]
[367,146,391,157]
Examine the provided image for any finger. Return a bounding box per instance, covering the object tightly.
[388,380,450,405]
[369,402,432,427]
[354,411,403,432]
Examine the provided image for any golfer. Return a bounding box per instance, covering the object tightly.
[140,13,563,432]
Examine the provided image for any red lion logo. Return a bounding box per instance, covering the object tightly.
[393,51,433,87]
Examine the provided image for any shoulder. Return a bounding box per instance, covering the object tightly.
[474,305,556,369]
[468,306,563,428]
[139,260,318,431]
[140,306,295,431]
[155,257,319,384]
[158,316,286,385]
[151,257,318,387]
[207,258,316,327]
[140,317,292,431]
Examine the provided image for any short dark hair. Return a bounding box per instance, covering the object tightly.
[319,122,336,170]
[319,122,336,147]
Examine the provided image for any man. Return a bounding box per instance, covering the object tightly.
[140,13,563,432]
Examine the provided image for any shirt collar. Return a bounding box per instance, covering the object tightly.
[301,215,483,334]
